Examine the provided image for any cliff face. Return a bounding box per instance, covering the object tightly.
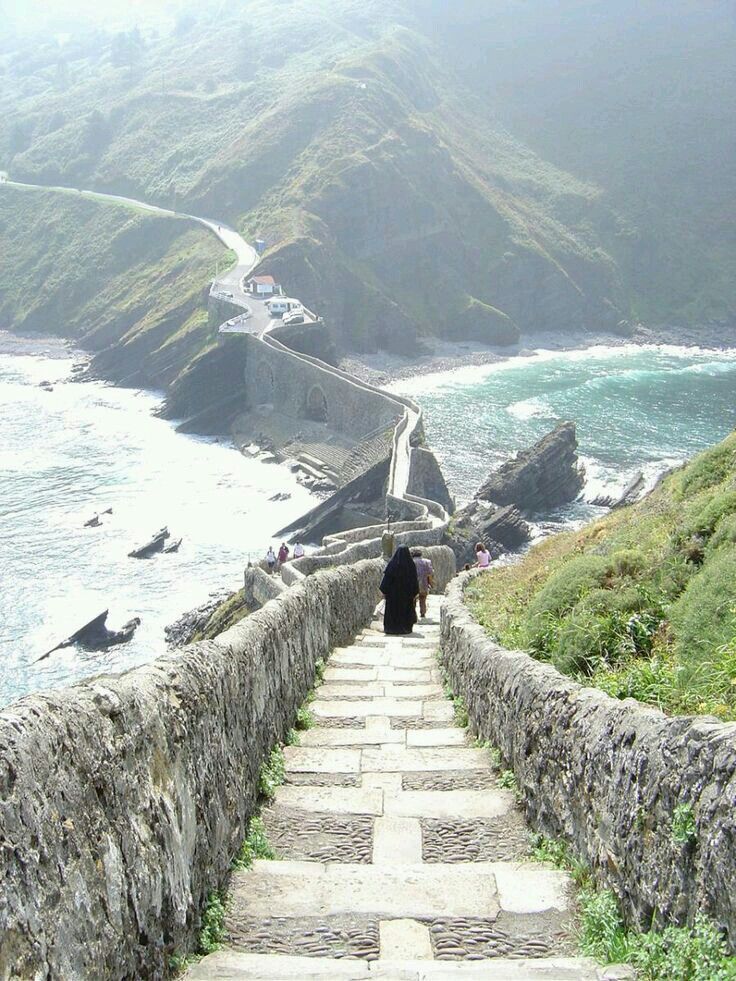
[476,422,585,514]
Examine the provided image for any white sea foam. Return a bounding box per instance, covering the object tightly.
[506,396,558,421]
[386,342,736,397]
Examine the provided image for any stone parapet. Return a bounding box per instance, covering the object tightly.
[0,561,384,979]
[440,571,736,945]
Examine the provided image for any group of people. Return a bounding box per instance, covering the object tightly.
[265,540,304,574]
[380,541,493,635]
[379,546,434,635]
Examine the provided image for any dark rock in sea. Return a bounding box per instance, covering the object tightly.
[475,421,585,513]
[165,591,231,648]
[444,501,531,566]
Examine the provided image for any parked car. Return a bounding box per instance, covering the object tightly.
[283,311,306,325]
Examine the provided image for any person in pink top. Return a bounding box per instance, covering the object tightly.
[475,542,492,569]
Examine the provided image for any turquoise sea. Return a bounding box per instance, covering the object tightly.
[389,343,736,523]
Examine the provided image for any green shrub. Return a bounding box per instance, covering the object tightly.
[709,513,736,552]
[670,551,736,665]
[233,816,275,869]
[607,548,647,579]
[677,441,736,498]
[528,833,590,887]
[578,888,631,964]
[683,490,736,540]
[295,704,314,730]
[629,914,736,980]
[524,555,609,647]
[671,802,697,845]
[198,891,227,955]
[258,746,285,799]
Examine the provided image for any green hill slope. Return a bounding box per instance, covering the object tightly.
[0,185,223,387]
[0,0,733,370]
[467,430,736,720]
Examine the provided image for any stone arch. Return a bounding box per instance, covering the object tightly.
[254,361,275,404]
[305,384,328,422]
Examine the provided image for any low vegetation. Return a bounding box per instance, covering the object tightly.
[0,185,223,389]
[467,432,736,720]
[192,589,253,642]
[530,834,736,978]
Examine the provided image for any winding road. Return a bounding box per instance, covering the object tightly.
[2,178,446,529]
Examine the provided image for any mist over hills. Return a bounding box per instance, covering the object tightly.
[1,0,733,378]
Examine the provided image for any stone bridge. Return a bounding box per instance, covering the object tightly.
[242,331,401,441]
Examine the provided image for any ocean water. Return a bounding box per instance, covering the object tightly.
[389,343,736,530]
[0,334,314,708]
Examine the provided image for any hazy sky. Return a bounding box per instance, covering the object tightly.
[1,0,196,32]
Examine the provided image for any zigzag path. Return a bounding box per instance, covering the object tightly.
[188,596,610,979]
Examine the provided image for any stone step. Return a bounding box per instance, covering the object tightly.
[405,728,468,747]
[311,698,423,719]
[322,666,437,683]
[228,860,500,919]
[274,785,384,815]
[384,788,515,820]
[284,747,362,773]
[186,953,604,980]
[316,683,443,700]
[227,860,573,920]
[360,747,491,772]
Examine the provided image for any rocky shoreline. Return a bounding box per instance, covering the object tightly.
[341,322,735,387]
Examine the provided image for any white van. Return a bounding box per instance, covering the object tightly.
[267,297,302,318]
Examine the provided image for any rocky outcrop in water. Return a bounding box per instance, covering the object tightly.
[445,502,531,567]
[476,422,585,513]
[444,423,585,565]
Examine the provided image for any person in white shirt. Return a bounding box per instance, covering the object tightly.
[293,541,305,559]
[265,546,277,574]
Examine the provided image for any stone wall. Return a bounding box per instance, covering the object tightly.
[242,565,287,607]
[287,540,455,591]
[243,334,400,440]
[0,560,384,980]
[440,572,736,944]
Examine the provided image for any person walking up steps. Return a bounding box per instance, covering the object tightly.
[265,546,277,575]
[380,545,419,635]
[412,547,434,619]
[277,542,289,567]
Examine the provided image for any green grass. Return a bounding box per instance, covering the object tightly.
[528,833,736,975]
[0,184,225,388]
[467,432,736,720]
[232,816,276,870]
[671,803,698,846]
[258,746,286,800]
[578,892,736,980]
[192,589,253,642]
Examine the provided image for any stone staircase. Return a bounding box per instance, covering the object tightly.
[188,596,607,980]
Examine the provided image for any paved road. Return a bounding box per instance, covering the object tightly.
[4,178,259,304]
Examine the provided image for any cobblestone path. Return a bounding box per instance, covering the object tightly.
[189,596,606,979]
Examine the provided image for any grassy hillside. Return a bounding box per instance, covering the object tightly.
[0,0,733,369]
[0,185,224,386]
[467,430,736,720]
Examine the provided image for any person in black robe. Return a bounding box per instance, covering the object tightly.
[380,545,419,635]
